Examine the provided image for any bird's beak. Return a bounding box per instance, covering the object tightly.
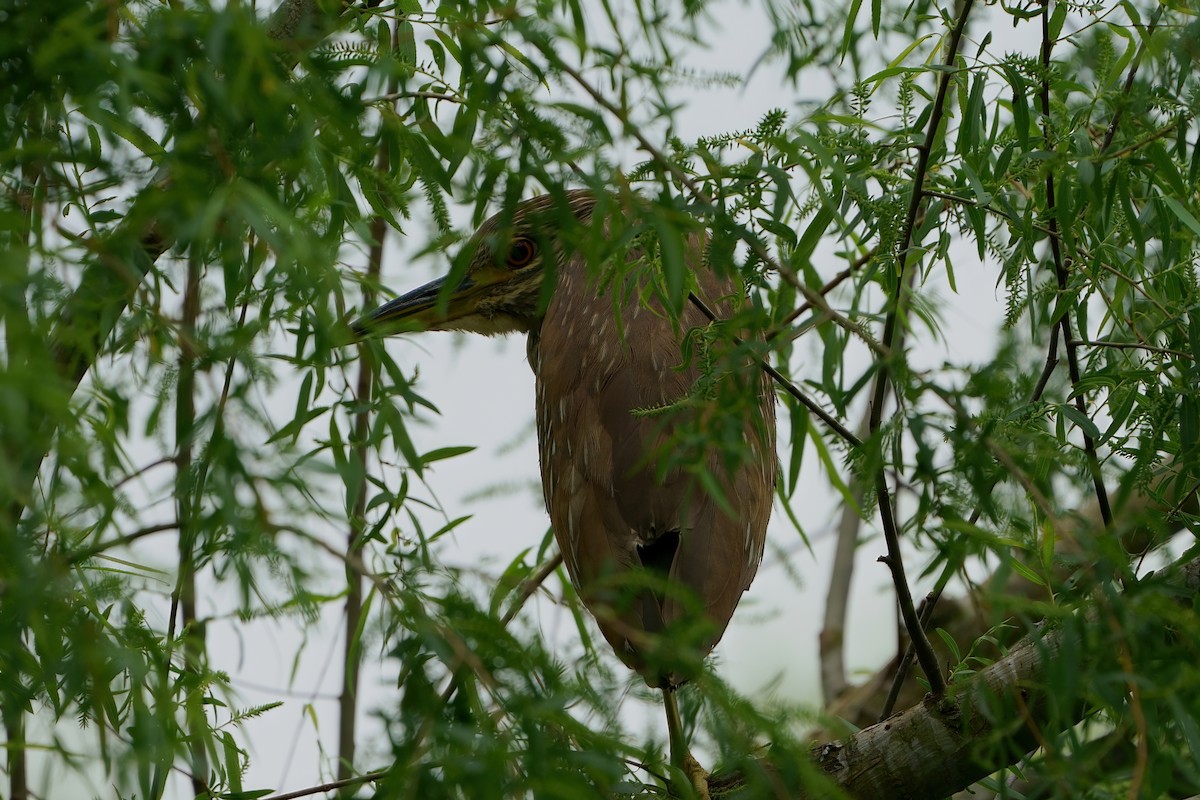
[352,274,476,338]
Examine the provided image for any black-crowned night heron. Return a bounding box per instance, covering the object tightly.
[355,189,776,796]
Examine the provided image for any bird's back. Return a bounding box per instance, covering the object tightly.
[530,223,776,687]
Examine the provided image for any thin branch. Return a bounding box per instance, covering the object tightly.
[1039,0,1114,528]
[1029,321,1061,403]
[66,522,181,564]
[768,246,876,341]
[821,229,925,704]
[1094,261,1173,319]
[1069,338,1193,360]
[819,418,870,704]
[500,552,563,626]
[162,249,210,800]
[1101,118,1182,161]
[263,769,386,800]
[877,589,940,721]
[3,710,26,800]
[987,443,1067,533]
[687,292,861,448]
[864,0,978,700]
[813,553,1200,800]
[1099,4,1165,154]
[365,90,463,105]
[923,189,1060,239]
[110,456,176,491]
[338,54,395,774]
[819,377,886,703]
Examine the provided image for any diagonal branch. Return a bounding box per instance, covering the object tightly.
[865,0,977,700]
[687,292,862,448]
[1038,0,1113,530]
[806,552,1200,799]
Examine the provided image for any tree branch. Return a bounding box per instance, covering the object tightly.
[1039,0,1113,529]
[806,552,1200,799]
[865,0,977,700]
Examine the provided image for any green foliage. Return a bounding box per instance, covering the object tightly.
[2,0,1200,797]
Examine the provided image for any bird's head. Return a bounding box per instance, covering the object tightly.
[353,189,599,338]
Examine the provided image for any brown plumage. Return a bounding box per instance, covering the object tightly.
[354,190,776,692]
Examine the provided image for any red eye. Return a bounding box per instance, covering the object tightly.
[506,238,537,269]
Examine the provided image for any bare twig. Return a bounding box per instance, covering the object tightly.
[66,522,181,564]
[1101,118,1182,161]
[1029,323,1061,404]
[768,246,876,341]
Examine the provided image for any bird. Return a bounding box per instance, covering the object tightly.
[354,189,776,795]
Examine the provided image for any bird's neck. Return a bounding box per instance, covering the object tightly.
[524,322,545,375]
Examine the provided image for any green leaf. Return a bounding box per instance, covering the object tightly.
[1161,196,1200,238]
[428,515,472,543]
[1047,0,1068,41]
[222,732,244,795]
[786,401,808,498]
[696,465,735,517]
[935,627,962,664]
[397,0,420,62]
[653,213,687,313]
[489,548,533,616]
[758,216,798,248]
[1009,557,1047,587]
[421,445,476,465]
[79,106,165,161]
[942,518,1025,549]
[1181,394,1199,462]
[796,205,833,264]
[293,371,313,443]
[86,124,101,163]
[841,0,864,59]
[1061,403,1102,441]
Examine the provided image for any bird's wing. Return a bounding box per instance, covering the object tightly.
[532,234,776,683]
